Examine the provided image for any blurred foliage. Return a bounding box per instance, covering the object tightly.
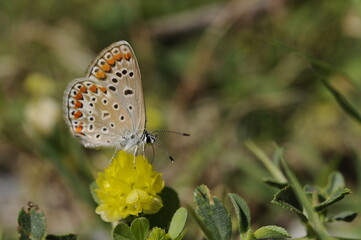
[1,0,361,239]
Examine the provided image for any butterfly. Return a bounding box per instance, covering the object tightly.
[63,41,188,160]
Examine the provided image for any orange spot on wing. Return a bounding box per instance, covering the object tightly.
[74,92,83,100]
[100,62,111,72]
[74,101,83,108]
[75,125,84,135]
[114,52,122,61]
[89,85,98,93]
[124,53,131,61]
[94,69,106,79]
[73,111,83,119]
[106,56,115,65]
[79,86,87,93]
[99,86,107,93]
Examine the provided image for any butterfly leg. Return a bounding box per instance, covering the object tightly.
[111,149,118,162]
[142,142,146,157]
[133,146,138,166]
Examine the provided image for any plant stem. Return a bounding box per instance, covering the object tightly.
[244,140,287,183]
[281,157,335,240]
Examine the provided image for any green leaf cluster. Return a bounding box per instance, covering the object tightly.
[270,171,356,225]
[192,185,290,240]
[112,208,187,240]
[246,141,359,240]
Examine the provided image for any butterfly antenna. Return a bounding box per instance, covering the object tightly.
[152,130,190,137]
[153,137,174,162]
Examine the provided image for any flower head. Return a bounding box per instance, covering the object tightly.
[95,151,164,222]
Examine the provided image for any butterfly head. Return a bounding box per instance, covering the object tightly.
[144,131,156,144]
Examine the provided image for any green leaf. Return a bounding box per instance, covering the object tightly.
[146,187,180,229]
[172,230,187,240]
[227,193,251,234]
[244,229,256,240]
[168,208,187,239]
[18,202,47,240]
[89,181,100,204]
[325,172,345,195]
[113,222,136,240]
[263,179,288,189]
[193,185,232,240]
[188,207,212,239]
[272,186,307,221]
[314,188,352,212]
[147,227,171,240]
[326,211,358,222]
[131,218,149,240]
[45,234,77,240]
[318,77,361,124]
[254,225,290,239]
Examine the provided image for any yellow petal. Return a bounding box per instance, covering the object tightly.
[142,195,163,214]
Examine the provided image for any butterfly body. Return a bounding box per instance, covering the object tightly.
[63,41,151,152]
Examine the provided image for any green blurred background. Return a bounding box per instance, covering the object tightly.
[1,0,361,239]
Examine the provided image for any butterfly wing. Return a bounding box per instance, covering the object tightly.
[63,78,134,148]
[63,41,146,149]
[86,41,146,136]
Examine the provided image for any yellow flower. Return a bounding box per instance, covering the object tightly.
[95,151,165,222]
